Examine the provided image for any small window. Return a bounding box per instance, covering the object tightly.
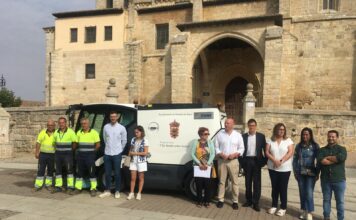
[323,0,338,10]
[85,26,96,43]
[107,0,113,8]
[104,26,112,41]
[85,64,95,79]
[156,23,169,50]
[70,28,77,42]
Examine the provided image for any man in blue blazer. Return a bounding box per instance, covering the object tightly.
[240,119,267,212]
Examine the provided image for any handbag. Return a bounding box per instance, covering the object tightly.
[123,156,131,167]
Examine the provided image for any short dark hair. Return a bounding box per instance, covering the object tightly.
[58,117,67,122]
[271,123,287,141]
[247,118,257,125]
[328,130,339,137]
[135,125,145,138]
[109,111,118,115]
[198,127,209,136]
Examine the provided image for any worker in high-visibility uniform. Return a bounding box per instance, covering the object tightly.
[34,119,56,191]
[73,117,100,197]
[52,117,77,194]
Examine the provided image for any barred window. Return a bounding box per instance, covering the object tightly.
[70,28,77,43]
[85,64,95,79]
[323,0,339,10]
[107,0,113,8]
[85,26,96,43]
[104,26,112,41]
[156,23,169,50]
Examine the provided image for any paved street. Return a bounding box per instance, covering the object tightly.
[0,155,355,220]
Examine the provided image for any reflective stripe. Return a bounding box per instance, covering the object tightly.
[36,176,44,180]
[56,148,72,152]
[67,174,74,178]
[56,175,62,178]
[77,148,95,152]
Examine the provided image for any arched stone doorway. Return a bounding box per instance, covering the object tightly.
[225,77,248,123]
[192,36,264,124]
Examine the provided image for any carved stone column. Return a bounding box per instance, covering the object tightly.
[242,83,256,132]
[106,78,119,103]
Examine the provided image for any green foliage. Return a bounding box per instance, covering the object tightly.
[0,87,22,107]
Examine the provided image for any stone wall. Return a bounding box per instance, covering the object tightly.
[255,108,356,151]
[49,49,129,105]
[5,107,68,153]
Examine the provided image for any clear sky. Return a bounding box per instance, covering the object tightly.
[0,0,95,101]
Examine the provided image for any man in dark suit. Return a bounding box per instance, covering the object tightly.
[240,119,267,212]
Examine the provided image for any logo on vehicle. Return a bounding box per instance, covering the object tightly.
[169,120,180,139]
[148,122,159,132]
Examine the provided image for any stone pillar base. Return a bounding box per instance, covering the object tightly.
[0,143,14,159]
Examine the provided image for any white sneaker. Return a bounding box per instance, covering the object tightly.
[276,209,286,216]
[99,191,111,198]
[127,192,134,200]
[306,213,313,220]
[136,193,141,200]
[299,210,306,219]
[268,207,277,215]
[114,191,120,199]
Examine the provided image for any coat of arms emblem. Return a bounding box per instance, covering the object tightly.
[169,120,180,139]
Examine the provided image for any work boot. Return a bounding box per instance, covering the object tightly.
[51,187,62,194]
[90,190,97,197]
[67,188,75,195]
[33,187,42,192]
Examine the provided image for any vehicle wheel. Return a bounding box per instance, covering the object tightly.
[184,172,197,200]
[97,166,126,192]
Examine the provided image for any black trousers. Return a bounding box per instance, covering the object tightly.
[195,177,211,203]
[55,151,74,176]
[37,152,55,178]
[76,152,96,179]
[268,169,291,209]
[244,157,261,205]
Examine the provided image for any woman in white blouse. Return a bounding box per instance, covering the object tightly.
[265,123,294,217]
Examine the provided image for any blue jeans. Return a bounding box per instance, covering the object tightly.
[104,154,122,192]
[297,175,316,212]
[321,180,346,220]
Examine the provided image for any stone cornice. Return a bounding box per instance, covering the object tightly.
[53,8,123,19]
[136,2,192,14]
[43,26,55,33]
[203,0,265,7]
[255,108,356,117]
[177,14,282,31]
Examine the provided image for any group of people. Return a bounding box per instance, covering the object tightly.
[34,111,149,200]
[191,118,347,220]
[34,112,347,220]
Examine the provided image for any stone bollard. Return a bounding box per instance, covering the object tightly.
[0,104,13,158]
[242,83,256,132]
[106,78,119,103]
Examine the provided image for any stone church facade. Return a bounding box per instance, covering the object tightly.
[44,0,355,120]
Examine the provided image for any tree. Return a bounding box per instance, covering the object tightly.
[0,87,22,107]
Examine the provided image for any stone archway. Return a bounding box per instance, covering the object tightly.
[192,36,264,121]
[225,77,248,123]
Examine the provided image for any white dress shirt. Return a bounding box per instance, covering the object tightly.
[214,129,245,156]
[246,133,256,156]
[103,122,127,156]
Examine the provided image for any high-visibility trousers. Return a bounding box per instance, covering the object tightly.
[55,151,74,188]
[34,152,54,188]
[75,152,97,190]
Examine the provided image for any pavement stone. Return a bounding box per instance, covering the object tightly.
[0,159,355,220]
